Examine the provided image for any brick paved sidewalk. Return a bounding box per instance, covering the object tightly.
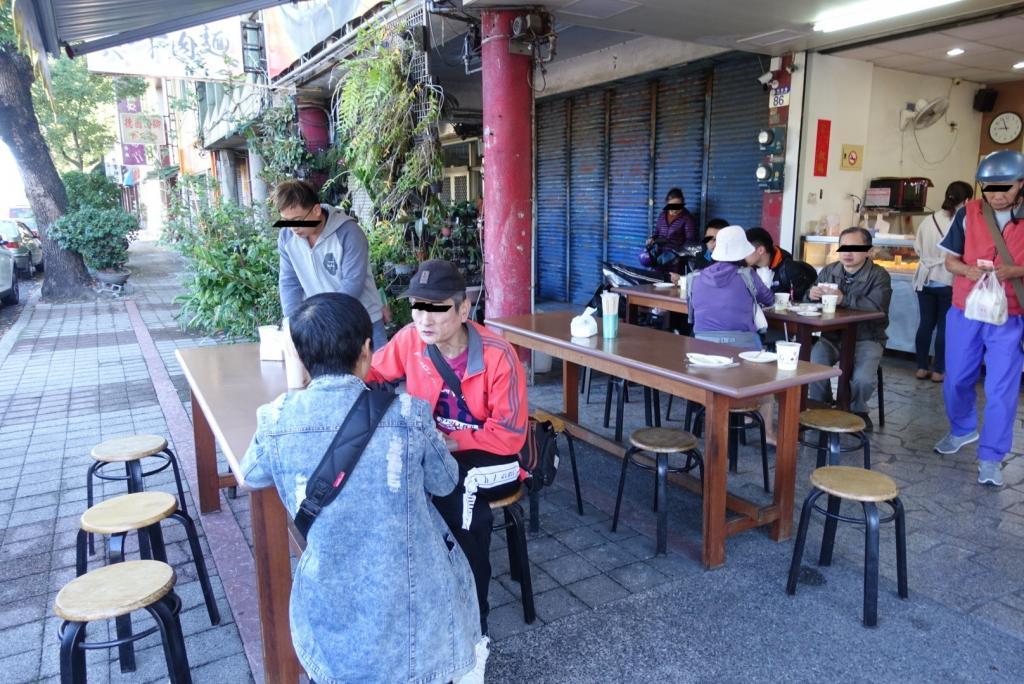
[0,244,251,684]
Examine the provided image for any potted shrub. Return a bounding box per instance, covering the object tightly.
[50,207,140,284]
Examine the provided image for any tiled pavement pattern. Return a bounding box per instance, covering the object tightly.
[3,242,1024,681]
[0,245,250,684]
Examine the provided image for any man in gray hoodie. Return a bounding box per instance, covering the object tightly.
[273,180,388,349]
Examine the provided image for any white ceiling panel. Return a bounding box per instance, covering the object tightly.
[836,46,899,61]
[941,19,1023,39]
[872,54,936,69]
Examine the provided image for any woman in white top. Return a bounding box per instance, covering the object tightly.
[913,181,973,382]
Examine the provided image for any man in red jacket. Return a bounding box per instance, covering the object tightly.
[368,260,528,635]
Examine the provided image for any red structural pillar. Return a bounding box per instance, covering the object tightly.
[481,10,533,325]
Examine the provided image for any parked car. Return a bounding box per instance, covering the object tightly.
[0,219,39,276]
[15,220,43,272]
[0,248,17,307]
[19,217,39,238]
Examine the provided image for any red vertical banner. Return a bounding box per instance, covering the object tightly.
[813,119,831,177]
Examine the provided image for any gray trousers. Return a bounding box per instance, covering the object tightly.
[808,337,884,413]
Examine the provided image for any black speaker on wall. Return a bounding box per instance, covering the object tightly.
[974,88,998,112]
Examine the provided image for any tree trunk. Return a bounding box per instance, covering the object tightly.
[0,43,91,300]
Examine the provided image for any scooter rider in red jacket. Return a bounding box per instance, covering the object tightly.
[367,259,528,636]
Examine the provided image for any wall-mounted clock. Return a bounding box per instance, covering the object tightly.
[989,111,1023,145]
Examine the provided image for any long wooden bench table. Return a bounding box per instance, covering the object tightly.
[487,311,839,569]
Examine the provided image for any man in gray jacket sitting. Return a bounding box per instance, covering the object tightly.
[807,227,892,430]
[274,179,388,349]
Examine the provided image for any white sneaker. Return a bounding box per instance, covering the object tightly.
[455,636,490,684]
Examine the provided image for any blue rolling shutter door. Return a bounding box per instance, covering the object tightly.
[535,98,568,301]
[569,90,606,305]
[707,59,768,228]
[653,70,707,229]
[606,81,652,265]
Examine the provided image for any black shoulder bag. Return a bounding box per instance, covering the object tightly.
[292,389,397,539]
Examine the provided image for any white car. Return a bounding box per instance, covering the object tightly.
[0,248,17,307]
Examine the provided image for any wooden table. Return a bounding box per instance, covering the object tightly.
[487,311,839,569]
[612,284,886,410]
[176,344,301,683]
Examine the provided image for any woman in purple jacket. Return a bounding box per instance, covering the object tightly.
[642,188,697,269]
[689,225,774,351]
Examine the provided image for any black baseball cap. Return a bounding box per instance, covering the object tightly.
[401,259,467,301]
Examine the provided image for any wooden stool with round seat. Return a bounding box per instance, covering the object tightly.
[786,466,908,627]
[612,427,703,555]
[527,410,584,533]
[76,492,220,671]
[798,409,871,469]
[691,402,771,493]
[86,435,189,554]
[55,560,193,683]
[490,485,535,624]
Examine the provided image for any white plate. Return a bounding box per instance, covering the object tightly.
[686,353,734,367]
[652,282,675,289]
[739,351,777,363]
[789,304,821,312]
[797,310,821,317]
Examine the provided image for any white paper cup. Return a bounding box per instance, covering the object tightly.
[678,277,688,298]
[776,341,801,371]
[774,292,790,311]
[821,293,838,314]
[258,325,283,361]
[280,318,309,389]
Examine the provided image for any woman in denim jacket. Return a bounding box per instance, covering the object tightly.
[240,293,481,684]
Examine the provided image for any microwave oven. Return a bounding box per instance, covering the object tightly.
[866,177,933,211]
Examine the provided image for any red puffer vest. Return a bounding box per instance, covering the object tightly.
[952,199,1024,316]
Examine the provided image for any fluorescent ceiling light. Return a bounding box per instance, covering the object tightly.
[1014,61,1024,69]
[813,0,963,33]
[946,47,965,57]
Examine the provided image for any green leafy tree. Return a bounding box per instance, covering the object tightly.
[31,58,146,172]
[0,1,92,298]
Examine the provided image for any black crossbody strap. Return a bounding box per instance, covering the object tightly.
[426,344,464,399]
[980,203,1024,308]
[293,389,397,538]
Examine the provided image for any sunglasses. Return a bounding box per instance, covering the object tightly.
[836,244,871,252]
[411,302,453,313]
[982,184,1014,193]
[273,206,319,228]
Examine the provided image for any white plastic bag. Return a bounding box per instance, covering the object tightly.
[965,271,1008,325]
[570,306,598,338]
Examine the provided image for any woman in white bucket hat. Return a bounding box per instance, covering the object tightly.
[686,225,774,351]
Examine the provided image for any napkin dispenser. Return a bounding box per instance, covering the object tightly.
[570,307,598,338]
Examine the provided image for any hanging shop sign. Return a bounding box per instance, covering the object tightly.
[120,114,166,146]
[86,18,244,80]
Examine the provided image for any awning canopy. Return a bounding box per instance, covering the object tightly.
[18,0,297,56]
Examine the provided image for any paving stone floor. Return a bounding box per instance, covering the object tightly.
[2,242,1024,682]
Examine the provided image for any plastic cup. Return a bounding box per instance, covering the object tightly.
[776,341,801,371]
[678,277,688,298]
[258,325,283,361]
[774,292,791,311]
[821,293,838,314]
[602,314,619,339]
[280,318,309,389]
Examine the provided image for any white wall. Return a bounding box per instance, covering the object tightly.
[862,67,982,210]
[538,36,726,97]
[796,54,984,241]
[797,54,874,236]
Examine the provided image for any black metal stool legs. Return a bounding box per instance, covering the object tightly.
[162,448,190,517]
[786,489,825,595]
[58,620,87,684]
[655,453,668,555]
[147,595,194,684]
[500,504,535,624]
[818,495,842,566]
[894,497,909,600]
[566,435,583,516]
[611,448,637,532]
[862,502,880,627]
[169,511,221,625]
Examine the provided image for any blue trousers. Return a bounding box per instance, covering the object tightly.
[943,307,1024,462]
